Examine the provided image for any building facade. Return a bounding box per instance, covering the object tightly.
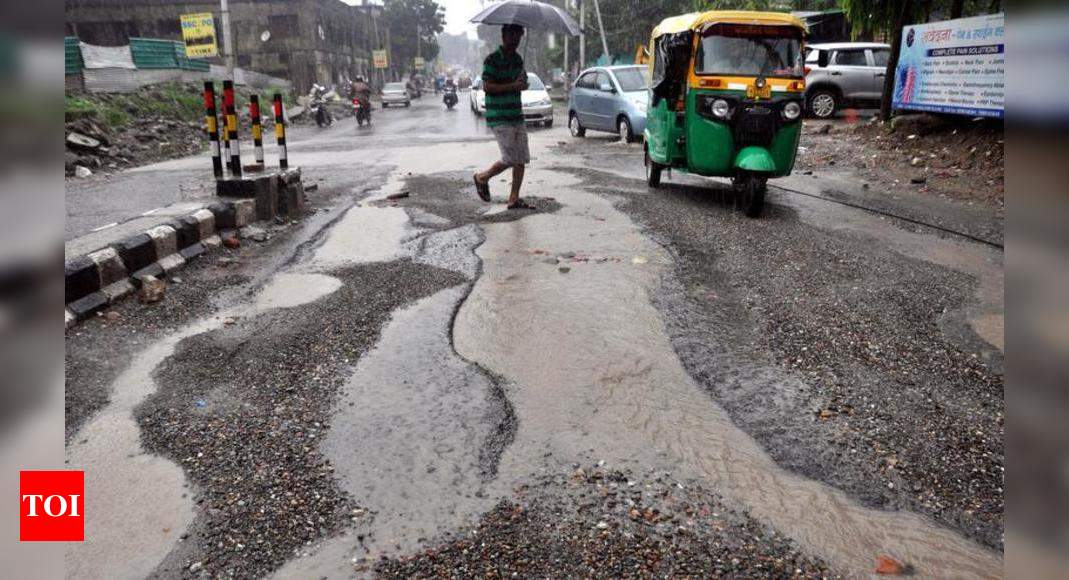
[65,0,384,92]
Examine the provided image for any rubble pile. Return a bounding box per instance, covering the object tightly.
[65,115,204,177]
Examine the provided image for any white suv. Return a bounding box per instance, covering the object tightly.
[804,42,891,119]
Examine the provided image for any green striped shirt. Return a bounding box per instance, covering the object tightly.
[483,48,524,127]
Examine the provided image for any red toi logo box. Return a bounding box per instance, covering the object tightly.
[20,471,84,542]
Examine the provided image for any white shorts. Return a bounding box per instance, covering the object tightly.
[491,124,530,166]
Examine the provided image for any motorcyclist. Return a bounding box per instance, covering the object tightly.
[444,77,457,92]
[350,76,372,106]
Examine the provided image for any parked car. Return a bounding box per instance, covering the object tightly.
[804,42,891,119]
[381,82,411,108]
[521,73,553,127]
[568,65,650,142]
[470,76,485,115]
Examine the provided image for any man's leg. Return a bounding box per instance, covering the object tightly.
[508,164,525,205]
[476,161,510,185]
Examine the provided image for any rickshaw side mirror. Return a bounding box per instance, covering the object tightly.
[816,50,830,68]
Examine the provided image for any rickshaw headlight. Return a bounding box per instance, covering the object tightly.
[783,101,802,120]
[711,99,731,119]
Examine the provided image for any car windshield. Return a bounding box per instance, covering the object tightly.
[613,67,650,92]
[385,83,405,91]
[526,74,546,91]
[696,24,803,78]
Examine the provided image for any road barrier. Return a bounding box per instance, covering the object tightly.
[203,82,224,179]
[273,93,288,170]
[249,95,265,166]
[223,80,242,178]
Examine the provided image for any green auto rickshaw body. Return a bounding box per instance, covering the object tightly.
[644,11,808,184]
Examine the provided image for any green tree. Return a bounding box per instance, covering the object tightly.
[384,0,445,76]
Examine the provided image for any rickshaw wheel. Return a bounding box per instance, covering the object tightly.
[736,175,767,218]
[645,150,662,188]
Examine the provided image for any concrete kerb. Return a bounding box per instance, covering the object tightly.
[63,198,265,328]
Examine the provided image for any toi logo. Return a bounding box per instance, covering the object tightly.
[19,470,84,542]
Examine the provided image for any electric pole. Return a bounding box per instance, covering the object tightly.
[592,0,610,65]
[578,0,585,70]
[220,0,235,79]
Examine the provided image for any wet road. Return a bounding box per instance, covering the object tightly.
[65,96,1003,578]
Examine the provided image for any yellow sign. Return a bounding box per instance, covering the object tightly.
[373,49,389,69]
[414,57,425,68]
[180,13,218,58]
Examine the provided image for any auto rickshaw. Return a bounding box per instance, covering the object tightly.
[643,11,808,217]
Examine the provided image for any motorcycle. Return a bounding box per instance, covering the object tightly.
[351,97,372,126]
[312,98,331,128]
[443,88,458,110]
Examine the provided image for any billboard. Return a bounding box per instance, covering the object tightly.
[373,50,389,69]
[893,13,1003,118]
[180,13,219,58]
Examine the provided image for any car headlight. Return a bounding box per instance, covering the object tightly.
[782,101,802,120]
[711,99,731,119]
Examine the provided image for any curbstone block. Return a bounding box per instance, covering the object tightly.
[190,209,216,240]
[169,218,200,250]
[101,279,135,303]
[65,255,99,303]
[279,181,306,218]
[68,291,108,320]
[146,225,178,259]
[179,242,206,261]
[115,233,157,273]
[232,199,255,228]
[87,247,128,287]
[209,202,237,230]
[158,253,186,274]
[131,263,165,286]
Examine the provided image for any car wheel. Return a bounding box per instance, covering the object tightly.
[645,150,662,188]
[545,119,554,128]
[808,90,838,119]
[618,117,634,143]
[569,113,586,137]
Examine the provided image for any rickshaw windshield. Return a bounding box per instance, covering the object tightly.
[695,24,803,78]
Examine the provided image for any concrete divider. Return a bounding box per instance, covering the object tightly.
[64,199,249,326]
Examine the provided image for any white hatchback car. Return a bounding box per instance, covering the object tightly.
[381,82,411,108]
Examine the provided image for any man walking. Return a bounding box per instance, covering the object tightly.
[473,24,535,210]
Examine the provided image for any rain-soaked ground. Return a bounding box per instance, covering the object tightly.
[65,98,1002,578]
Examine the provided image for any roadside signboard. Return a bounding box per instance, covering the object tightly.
[414,57,425,69]
[180,13,218,58]
[893,13,1004,118]
[373,49,389,69]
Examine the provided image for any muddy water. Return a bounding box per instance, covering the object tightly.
[273,285,505,579]
[67,265,354,577]
[453,167,1003,578]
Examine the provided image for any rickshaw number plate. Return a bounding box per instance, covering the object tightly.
[747,85,772,100]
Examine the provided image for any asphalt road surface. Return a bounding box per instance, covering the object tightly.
[65,95,1004,578]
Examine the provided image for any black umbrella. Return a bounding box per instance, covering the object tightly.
[470,0,581,36]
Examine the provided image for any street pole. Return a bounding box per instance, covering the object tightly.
[578,0,585,70]
[592,0,610,65]
[220,0,235,79]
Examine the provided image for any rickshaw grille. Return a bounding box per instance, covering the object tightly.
[734,106,777,147]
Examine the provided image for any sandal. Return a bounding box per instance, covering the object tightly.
[507,199,537,211]
[473,174,491,202]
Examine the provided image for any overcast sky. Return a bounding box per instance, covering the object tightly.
[344,0,481,38]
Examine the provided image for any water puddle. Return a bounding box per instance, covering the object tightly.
[453,170,1002,578]
[307,206,411,270]
[272,285,504,578]
[67,272,348,576]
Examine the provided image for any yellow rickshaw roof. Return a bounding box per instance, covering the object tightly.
[651,10,806,38]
